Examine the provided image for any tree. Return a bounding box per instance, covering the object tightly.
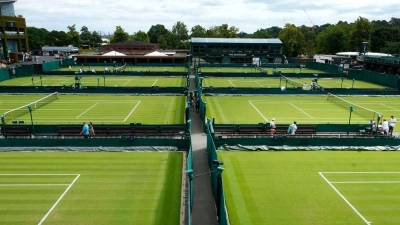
[217,24,239,38]
[266,26,282,38]
[131,30,150,43]
[380,42,400,54]
[172,21,189,49]
[370,27,400,52]
[190,25,206,37]
[299,25,317,56]
[80,26,92,47]
[316,25,349,54]
[147,24,169,43]
[66,24,81,47]
[350,16,374,51]
[251,29,272,38]
[157,35,168,49]
[110,26,130,43]
[278,23,305,57]
[90,31,103,48]
[27,27,49,50]
[45,30,68,46]
[237,31,250,38]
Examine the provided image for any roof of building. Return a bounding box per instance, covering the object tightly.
[102,51,126,56]
[191,38,282,44]
[104,41,159,47]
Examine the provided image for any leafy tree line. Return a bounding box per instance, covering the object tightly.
[27,17,400,57]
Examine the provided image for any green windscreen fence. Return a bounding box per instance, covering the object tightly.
[0,68,10,81]
[16,65,34,77]
[347,69,399,88]
[42,61,60,72]
[307,62,339,74]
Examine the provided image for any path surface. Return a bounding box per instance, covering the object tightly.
[189,69,218,225]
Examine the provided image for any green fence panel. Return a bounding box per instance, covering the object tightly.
[16,65,34,77]
[348,69,399,88]
[307,62,339,74]
[0,68,10,81]
[42,61,60,72]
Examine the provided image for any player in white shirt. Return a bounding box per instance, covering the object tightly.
[389,116,396,135]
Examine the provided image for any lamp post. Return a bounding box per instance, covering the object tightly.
[347,105,353,135]
[28,105,35,135]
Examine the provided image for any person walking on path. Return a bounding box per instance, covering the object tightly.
[80,122,89,138]
[89,122,95,138]
[287,121,297,135]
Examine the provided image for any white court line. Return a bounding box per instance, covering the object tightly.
[21,80,42,86]
[52,80,69,86]
[76,102,98,118]
[337,81,358,88]
[151,79,158,86]
[0,184,70,186]
[290,103,313,118]
[38,174,80,225]
[316,82,332,88]
[331,181,400,184]
[255,81,264,87]
[228,80,236,87]
[248,101,268,122]
[122,79,131,86]
[380,103,400,111]
[124,100,141,122]
[319,172,371,225]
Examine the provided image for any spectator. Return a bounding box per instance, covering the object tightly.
[80,122,89,138]
[382,119,389,136]
[89,122,95,138]
[287,121,297,135]
[270,118,276,135]
[389,115,396,135]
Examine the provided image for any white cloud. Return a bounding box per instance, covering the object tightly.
[14,0,399,34]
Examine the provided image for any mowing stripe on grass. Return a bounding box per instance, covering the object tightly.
[124,100,141,122]
[38,174,81,225]
[380,103,400,111]
[248,101,268,122]
[319,172,371,225]
[290,103,313,118]
[77,102,99,118]
[228,80,236,87]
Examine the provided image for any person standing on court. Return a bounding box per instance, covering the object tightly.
[381,119,389,136]
[287,121,297,135]
[80,122,89,138]
[89,122,95,138]
[270,118,276,135]
[389,115,396,135]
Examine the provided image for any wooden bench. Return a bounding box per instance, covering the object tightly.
[107,126,133,136]
[3,126,31,138]
[132,126,159,136]
[265,125,317,135]
[57,126,82,136]
[238,125,264,134]
[160,126,185,135]
[213,126,236,134]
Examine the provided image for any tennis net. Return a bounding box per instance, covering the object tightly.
[115,64,126,72]
[2,92,59,123]
[327,93,382,122]
[281,75,303,88]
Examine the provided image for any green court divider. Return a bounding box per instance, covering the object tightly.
[42,61,60,72]
[206,119,228,225]
[16,65,34,77]
[307,62,339,74]
[348,69,399,88]
[186,120,193,225]
[0,68,10,82]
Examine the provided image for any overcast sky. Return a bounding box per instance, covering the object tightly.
[15,0,399,35]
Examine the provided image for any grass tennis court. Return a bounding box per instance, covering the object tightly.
[203,96,399,126]
[0,95,185,124]
[0,152,183,225]
[198,67,324,74]
[0,75,186,87]
[202,77,387,89]
[58,66,188,73]
[219,151,400,225]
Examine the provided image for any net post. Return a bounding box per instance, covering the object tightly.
[56,92,59,99]
[326,92,330,100]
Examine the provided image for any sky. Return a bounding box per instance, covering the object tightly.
[14,0,399,35]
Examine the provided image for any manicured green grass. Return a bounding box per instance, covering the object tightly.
[198,67,324,74]
[0,95,185,124]
[0,152,183,225]
[203,96,398,126]
[202,77,386,89]
[219,151,400,225]
[58,66,187,73]
[0,75,186,87]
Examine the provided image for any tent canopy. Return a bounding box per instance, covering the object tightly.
[102,51,126,56]
[145,51,168,57]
